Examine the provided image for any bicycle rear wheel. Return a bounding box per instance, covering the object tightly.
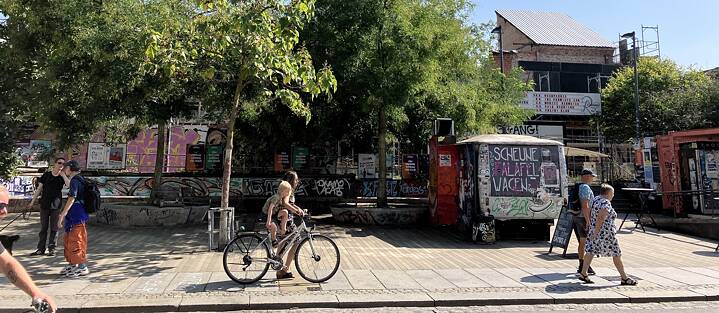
[223,234,270,284]
[294,234,340,283]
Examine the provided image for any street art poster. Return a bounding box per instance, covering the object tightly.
[87,143,127,170]
[26,140,52,168]
[185,144,205,172]
[358,154,377,178]
[292,147,309,170]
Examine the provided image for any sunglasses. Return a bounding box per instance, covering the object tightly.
[56,161,65,165]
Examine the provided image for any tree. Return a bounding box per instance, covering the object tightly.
[303,0,532,206]
[143,0,336,217]
[1,1,195,200]
[599,57,719,142]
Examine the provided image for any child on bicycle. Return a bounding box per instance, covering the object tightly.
[263,172,306,246]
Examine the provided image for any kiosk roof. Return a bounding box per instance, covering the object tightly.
[458,134,563,146]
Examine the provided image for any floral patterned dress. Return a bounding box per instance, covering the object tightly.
[585,195,622,257]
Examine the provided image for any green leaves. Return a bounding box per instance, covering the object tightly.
[598,57,719,142]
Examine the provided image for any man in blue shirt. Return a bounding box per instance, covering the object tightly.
[570,169,596,275]
[56,160,90,278]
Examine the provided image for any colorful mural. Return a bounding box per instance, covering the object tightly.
[126,125,209,173]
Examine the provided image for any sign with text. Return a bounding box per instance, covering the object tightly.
[497,124,564,142]
[185,144,205,172]
[87,143,127,170]
[402,154,418,179]
[549,206,574,255]
[521,92,601,116]
[205,144,224,173]
[489,145,561,197]
[274,151,291,172]
[292,147,309,170]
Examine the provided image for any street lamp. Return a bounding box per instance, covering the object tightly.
[492,26,503,74]
[622,31,640,149]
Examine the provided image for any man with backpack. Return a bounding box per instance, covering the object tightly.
[56,160,90,278]
[570,169,597,275]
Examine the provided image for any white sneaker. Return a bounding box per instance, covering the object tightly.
[65,265,90,278]
[60,265,73,276]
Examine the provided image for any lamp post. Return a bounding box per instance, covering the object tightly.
[492,26,503,74]
[622,31,640,148]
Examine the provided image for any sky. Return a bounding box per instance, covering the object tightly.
[470,0,719,70]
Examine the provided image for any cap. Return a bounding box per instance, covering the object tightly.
[64,160,81,171]
[580,168,597,177]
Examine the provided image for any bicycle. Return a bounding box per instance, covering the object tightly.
[222,212,340,284]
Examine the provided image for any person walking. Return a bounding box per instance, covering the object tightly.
[1,192,58,313]
[56,160,90,278]
[569,169,596,275]
[27,157,70,256]
[578,184,637,285]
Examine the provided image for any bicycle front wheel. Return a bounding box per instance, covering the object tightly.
[223,234,270,284]
[294,234,340,283]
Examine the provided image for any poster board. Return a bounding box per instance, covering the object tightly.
[292,147,309,170]
[185,144,205,172]
[358,154,377,178]
[87,143,127,170]
[274,151,291,172]
[26,140,53,168]
[548,205,574,256]
[205,144,224,173]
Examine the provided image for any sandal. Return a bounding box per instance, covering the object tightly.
[621,277,638,286]
[577,273,594,284]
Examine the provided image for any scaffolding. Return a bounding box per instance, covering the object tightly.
[640,25,661,58]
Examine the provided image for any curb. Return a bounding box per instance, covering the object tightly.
[1,292,715,312]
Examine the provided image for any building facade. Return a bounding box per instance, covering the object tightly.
[494,10,622,152]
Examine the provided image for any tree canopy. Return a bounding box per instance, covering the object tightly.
[143,0,336,209]
[302,0,532,204]
[599,57,719,142]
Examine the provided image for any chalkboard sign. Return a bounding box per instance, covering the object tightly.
[488,145,561,197]
[549,205,574,256]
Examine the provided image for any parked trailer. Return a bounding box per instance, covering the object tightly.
[430,134,568,241]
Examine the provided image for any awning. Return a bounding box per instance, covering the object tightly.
[565,146,609,158]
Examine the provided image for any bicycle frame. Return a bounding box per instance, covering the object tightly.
[243,215,315,269]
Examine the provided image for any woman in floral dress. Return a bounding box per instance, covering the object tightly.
[578,184,637,285]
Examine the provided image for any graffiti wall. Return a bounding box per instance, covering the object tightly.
[357,179,429,198]
[3,174,429,200]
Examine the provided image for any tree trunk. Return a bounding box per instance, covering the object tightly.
[150,120,167,204]
[377,108,388,208]
[219,79,245,247]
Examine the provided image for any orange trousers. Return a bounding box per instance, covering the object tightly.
[64,223,87,265]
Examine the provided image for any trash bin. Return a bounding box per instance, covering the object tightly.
[208,207,235,251]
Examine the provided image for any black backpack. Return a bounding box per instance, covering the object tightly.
[569,182,584,214]
[81,176,102,214]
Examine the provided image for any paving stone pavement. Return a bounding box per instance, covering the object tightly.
[1,213,719,311]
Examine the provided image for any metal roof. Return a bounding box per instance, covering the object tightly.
[496,10,614,48]
[458,134,563,146]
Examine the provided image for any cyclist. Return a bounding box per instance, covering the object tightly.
[275,171,305,279]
